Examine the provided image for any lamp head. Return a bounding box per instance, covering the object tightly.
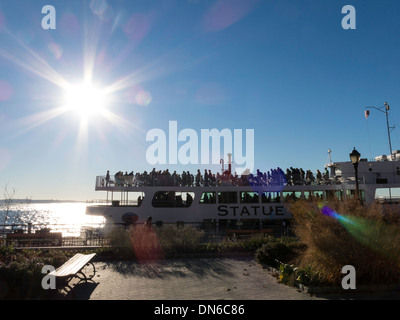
[349,148,361,165]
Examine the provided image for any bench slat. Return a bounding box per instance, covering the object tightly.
[51,253,96,278]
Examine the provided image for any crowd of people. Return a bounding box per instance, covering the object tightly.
[284,167,330,186]
[103,166,331,188]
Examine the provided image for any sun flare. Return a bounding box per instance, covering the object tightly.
[64,82,108,118]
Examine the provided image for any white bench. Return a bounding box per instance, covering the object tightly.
[50,253,96,292]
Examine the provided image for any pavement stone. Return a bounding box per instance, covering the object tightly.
[64,256,323,300]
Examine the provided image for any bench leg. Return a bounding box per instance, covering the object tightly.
[76,262,96,283]
[56,276,74,295]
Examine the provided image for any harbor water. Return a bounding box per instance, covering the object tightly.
[0,201,105,237]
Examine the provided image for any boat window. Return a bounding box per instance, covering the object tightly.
[301,191,323,200]
[152,191,174,207]
[240,192,259,203]
[336,190,344,200]
[375,187,400,203]
[346,189,365,201]
[218,192,238,204]
[152,191,194,207]
[376,178,388,184]
[303,191,311,199]
[176,191,194,207]
[135,192,144,206]
[325,190,343,200]
[313,191,324,199]
[199,192,216,204]
[282,191,302,201]
[260,192,280,203]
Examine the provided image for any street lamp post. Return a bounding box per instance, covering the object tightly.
[365,102,395,159]
[349,148,361,200]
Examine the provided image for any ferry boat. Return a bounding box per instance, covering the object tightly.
[86,150,400,232]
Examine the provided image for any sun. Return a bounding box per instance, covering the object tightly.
[64,82,108,118]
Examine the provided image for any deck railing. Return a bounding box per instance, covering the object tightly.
[95,172,342,190]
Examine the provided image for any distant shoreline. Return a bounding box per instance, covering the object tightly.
[0,199,84,204]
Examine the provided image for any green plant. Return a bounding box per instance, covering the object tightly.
[255,236,304,268]
[0,244,15,257]
[105,226,135,259]
[279,263,294,285]
[289,198,400,286]
[0,249,70,299]
[156,225,205,254]
[294,265,325,287]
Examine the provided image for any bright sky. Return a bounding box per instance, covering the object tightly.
[0,0,400,201]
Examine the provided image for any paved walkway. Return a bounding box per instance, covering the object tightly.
[62,256,323,300]
[57,256,400,301]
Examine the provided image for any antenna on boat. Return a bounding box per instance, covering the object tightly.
[328,149,332,165]
[227,153,232,174]
[220,154,232,174]
[365,102,395,159]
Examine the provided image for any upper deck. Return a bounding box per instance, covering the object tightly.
[94,156,400,193]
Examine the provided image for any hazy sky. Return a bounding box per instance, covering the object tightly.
[0,0,400,200]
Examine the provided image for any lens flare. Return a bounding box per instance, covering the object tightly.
[48,42,63,60]
[0,80,13,101]
[320,205,354,225]
[130,225,164,263]
[320,205,399,259]
[202,0,258,32]
[59,13,80,36]
[248,167,287,195]
[135,90,152,106]
[90,0,108,16]
[123,13,151,41]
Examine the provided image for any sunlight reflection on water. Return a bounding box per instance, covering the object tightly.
[0,202,104,236]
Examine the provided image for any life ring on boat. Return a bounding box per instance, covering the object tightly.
[122,212,139,224]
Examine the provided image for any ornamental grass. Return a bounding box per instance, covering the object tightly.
[289,198,400,286]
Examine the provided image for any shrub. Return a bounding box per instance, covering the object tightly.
[0,248,69,299]
[289,198,400,286]
[102,224,272,258]
[255,236,305,268]
[294,265,326,287]
[156,225,205,254]
[103,226,136,259]
[239,233,271,252]
[102,224,206,260]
